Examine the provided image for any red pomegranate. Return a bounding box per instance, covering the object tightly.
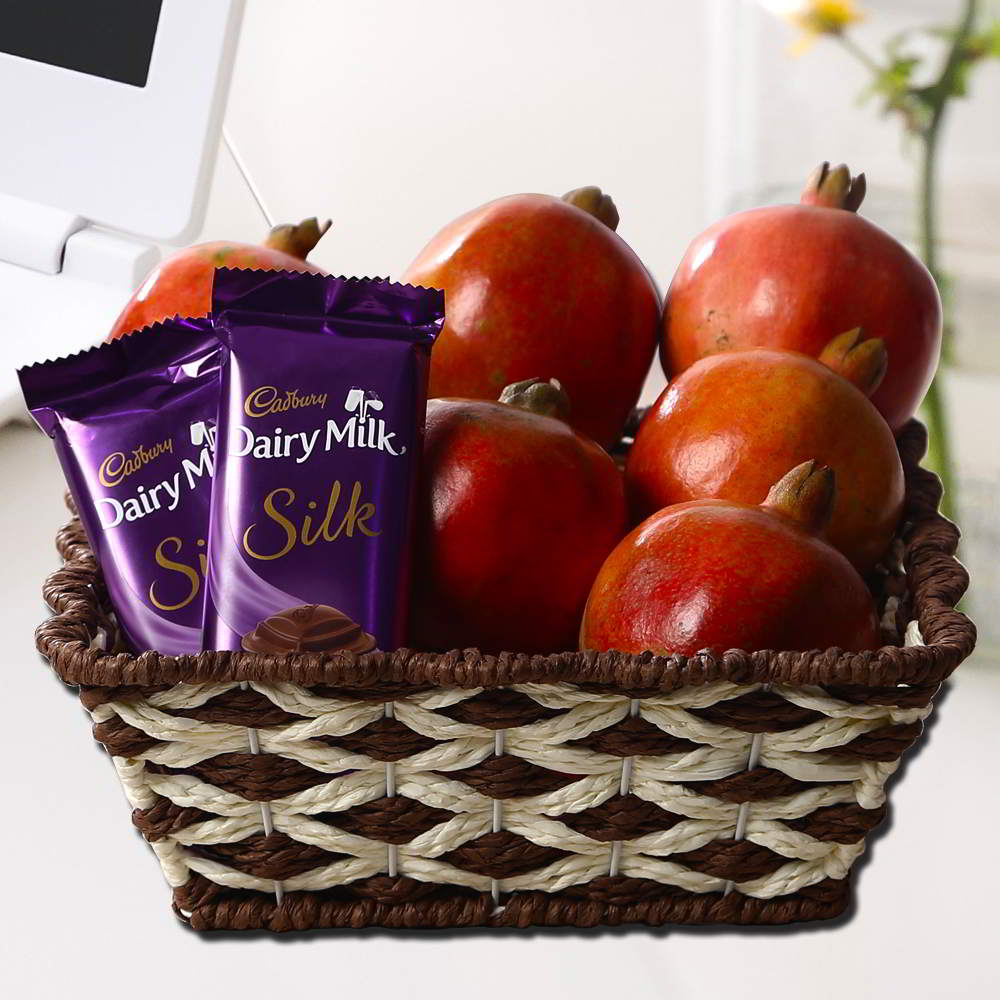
[662,163,941,431]
[627,329,904,571]
[107,218,330,339]
[402,187,660,449]
[581,461,880,656]
[411,378,626,653]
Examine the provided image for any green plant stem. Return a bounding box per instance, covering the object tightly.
[836,3,979,522]
[917,126,957,521]
[919,0,979,317]
[837,33,883,76]
[920,376,954,518]
[913,0,978,522]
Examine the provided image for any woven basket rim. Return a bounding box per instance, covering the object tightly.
[36,419,976,692]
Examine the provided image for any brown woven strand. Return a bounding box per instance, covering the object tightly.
[171,876,853,932]
[31,418,976,931]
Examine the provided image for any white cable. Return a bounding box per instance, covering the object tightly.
[608,698,641,877]
[723,684,771,897]
[385,701,398,878]
[491,729,505,912]
[239,681,284,903]
[222,124,275,229]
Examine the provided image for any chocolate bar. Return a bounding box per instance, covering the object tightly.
[202,270,444,653]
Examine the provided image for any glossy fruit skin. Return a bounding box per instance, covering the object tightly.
[580,500,880,656]
[107,242,325,340]
[627,349,904,571]
[411,397,627,654]
[662,204,941,431]
[402,194,661,449]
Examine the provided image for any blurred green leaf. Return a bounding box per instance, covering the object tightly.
[859,53,928,126]
[859,56,916,101]
[927,25,959,42]
[964,21,1000,59]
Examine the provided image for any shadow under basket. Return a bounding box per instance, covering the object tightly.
[36,420,976,932]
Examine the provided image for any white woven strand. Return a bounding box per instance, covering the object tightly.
[770,685,929,724]
[112,755,158,810]
[515,680,758,711]
[250,681,389,722]
[608,698,641,878]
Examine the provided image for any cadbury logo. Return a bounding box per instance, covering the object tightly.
[96,445,215,530]
[244,386,328,418]
[98,438,174,487]
[233,387,405,461]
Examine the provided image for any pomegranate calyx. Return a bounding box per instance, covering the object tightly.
[801,162,866,212]
[499,378,572,422]
[762,461,836,535]
[818,328,888,397]
[562,187,620,231]
[264,217,332,260]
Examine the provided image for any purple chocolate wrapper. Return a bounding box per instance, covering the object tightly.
[203,270,444,653]
[19,319,221,655]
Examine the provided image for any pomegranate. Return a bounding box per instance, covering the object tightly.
[402,187,660,449]
[662,163,941,431]
[627,329,904,571]
[107,218,330,339]
[411,378,626,653]
[581,461,881,656]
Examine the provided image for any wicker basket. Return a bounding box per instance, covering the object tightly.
[36,420,975,932]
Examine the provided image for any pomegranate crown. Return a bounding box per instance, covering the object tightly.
[264,217,332,260]
[801,162,866,212]
[762,461,836,536]
[499,378,572,422]
[562,187,620,231]
[818,328,888,397]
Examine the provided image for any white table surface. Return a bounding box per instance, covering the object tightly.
[2,420,997,1000]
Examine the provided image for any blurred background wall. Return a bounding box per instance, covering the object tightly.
[196,0,999,653]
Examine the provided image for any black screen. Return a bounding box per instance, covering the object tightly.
[0,1,162,88]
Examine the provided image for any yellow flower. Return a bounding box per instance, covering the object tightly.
[781,1,865,53]
[794,0,864,33]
